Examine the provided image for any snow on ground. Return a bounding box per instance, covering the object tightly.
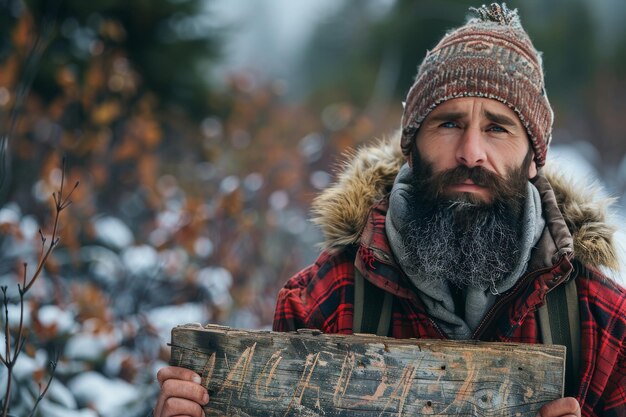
[68,371,139,417]
[45,379,78,409]
[64,332,118,362]
[146,302,210,344]
[197,266,233,308]
[122,244,160,276]
[37,305,79,334]
[37,401,98,417]
[93,215,134,250]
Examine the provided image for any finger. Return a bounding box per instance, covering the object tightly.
[154,371,206,417]
[155,380,208,417]
[161,379,209,405]
[153,393,164,417]
[154,387,172,417]
[157,366,202,386]
[161,396,205,417]
[536,397,580,417]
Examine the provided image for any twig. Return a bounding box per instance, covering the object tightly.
[1,287,14,417]
[23,162,79,294]
[0,3,63,416]
[27,355,58,417]
[1,287,10,366]
[1,159,77,417]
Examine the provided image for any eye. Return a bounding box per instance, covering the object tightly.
[440,121,458,129]
[487,124,508,133]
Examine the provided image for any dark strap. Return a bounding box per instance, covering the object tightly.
[538,278,580,397]
[353,267,392,336]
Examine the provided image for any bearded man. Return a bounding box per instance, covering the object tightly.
[153,4,625,417]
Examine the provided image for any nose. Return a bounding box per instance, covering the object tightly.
[455,127,486,168]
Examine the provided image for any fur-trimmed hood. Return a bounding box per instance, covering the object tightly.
[311,132,619,270]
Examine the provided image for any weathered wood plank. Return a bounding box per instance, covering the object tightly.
[170,324,565,417]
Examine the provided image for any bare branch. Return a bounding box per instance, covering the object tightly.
[1,286,13,417]
[1,366,13,417]
[1,160,77,417]
[21,264,27,291]
[0,4,61,417]
[2,287,10,365]
[27,356,58,417]
[12,289,26,362]
[59,181,79,210]
[0,291,5,366]
[57,158,65,207]
[16,323,28,351]
[23,162,77,294]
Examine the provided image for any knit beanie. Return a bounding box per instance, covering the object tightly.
[400,3,553,167]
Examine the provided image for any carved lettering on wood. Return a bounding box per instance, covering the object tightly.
[171,324,566,416]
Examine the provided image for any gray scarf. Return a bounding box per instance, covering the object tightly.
[386,164,545,339]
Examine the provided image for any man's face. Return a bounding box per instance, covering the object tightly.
[399,97,537,290]
[414,97,537,204]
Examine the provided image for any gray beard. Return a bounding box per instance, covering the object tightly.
[398,197,522,290]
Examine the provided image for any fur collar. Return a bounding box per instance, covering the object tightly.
[311,131,618,270]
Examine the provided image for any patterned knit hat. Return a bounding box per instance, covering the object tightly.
[400,3,553,167]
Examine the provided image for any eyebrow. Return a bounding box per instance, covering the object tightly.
[426,109,520,128]
[426,112,465,123]
[484,109,518,127]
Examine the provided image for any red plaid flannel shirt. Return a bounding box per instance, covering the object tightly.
[274,199,626,416]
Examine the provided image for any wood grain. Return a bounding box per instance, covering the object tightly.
[170,324,565,416]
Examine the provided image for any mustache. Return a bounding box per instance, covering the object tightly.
[416,164,527,203]
[438,165,505,190]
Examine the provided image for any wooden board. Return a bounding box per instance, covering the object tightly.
[170,324,565,417]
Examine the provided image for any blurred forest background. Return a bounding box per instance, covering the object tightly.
[0,0,625,416]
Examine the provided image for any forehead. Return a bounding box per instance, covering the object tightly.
[427,97,522,125]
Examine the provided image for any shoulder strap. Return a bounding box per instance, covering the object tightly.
[353,267,393,336]
[538,278,581,397]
